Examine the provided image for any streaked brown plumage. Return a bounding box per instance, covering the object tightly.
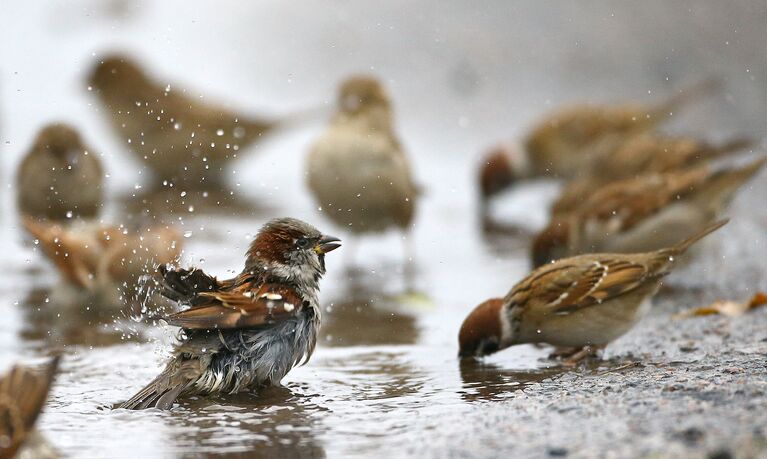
[532,157,765,267]
[551,134,753,215]
[120,218,340,410]
[477,79,719,211]
[17,124,103,221]
[524,79,719,179]
[460,220,728,361]
[88,54,289,187]
[307,76,419,234]
[0,357,59,459]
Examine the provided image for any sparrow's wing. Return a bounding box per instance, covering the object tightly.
[163,283,305,329]
[0,357,59,459]
[578,168,708,232]
[158,265,236,306]
[508,257,653,316]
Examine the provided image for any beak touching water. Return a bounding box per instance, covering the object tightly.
[316,235,342,254]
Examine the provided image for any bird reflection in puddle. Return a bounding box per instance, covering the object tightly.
[16,284,151,349]
[162,386,327,459]
[321,266,420,347]
[458,359,565,402]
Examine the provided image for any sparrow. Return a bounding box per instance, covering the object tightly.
[307,76,419,240]
[532,157,766,267]
[16,123,104,221]
[88,54,306,188]
[22,217,183,305]
[477,79,719,206]
[120,217,340,410]
[550,134,753,216]
[0,356,60,459]
[459,220,728,363]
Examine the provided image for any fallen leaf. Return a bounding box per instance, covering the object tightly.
[673,292,767,319]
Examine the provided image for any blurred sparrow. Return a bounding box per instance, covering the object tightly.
[532,157,766,267]
[17,123,104,221]
[120,217,340,410]
[307,76,419,256]
[477,79,719,208]
[23,217,183,305]
[88,54,307,188]
[551,134,753,215]
[459,220,728,363]
[0,357,59,459]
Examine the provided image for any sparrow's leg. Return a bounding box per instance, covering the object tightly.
[548,346,578,359]
[402,230,417,292]
[559,345,605,367]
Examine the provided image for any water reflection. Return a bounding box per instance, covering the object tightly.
[320,269,419,347]
[17,285,146,348]
[169,388,326,459]
[458,359,564,402]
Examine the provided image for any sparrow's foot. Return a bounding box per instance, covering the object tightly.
[550,345,604,367]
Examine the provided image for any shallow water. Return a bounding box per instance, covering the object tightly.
[2,2,767,458]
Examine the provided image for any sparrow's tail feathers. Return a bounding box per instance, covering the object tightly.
[665,219,729,256]
[712,136,755,157]
[696,156,767,212]
[119,366,191,410]
[240,105,326,143]
[652,77,721,119]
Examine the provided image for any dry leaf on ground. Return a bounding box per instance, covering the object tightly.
[673,292,767,319]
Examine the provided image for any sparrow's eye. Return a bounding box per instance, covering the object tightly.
[296,237,310,249]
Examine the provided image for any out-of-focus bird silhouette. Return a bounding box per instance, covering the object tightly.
[0,357,59,459]
[307,76,419,265]
[550,134,753,215]
[88,54,311,188]
[23,217,183,307]
[17,124,104,221]
[478,79,720,215]
[532,157,766,267]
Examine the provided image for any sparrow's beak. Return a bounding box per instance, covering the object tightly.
[315,235,341,254]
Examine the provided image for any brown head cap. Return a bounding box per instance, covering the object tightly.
[88,54,148,92]
[338,75,391,114]
[33,123,83,156]
[458,298,505,358]
[478,145,518,201]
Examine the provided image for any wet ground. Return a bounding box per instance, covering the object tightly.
[2,2,767,458]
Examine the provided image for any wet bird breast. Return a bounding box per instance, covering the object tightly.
[191,308,319,394]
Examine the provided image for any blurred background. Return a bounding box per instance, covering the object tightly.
[1,1,766,458]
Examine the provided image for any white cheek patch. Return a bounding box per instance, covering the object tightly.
[283,303,295,312]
